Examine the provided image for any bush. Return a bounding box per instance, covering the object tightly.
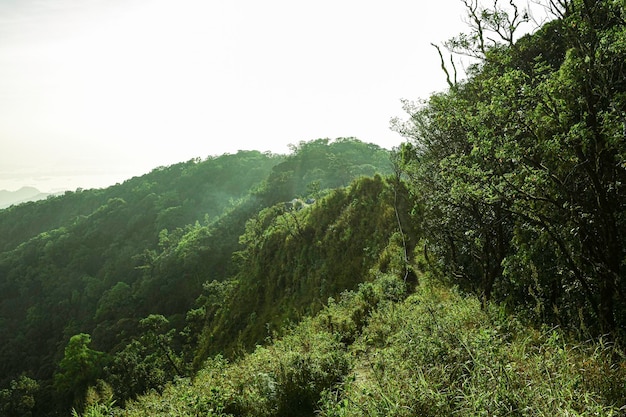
[318,284,626,416]
[84,275,626,417]
[222,318,351,417]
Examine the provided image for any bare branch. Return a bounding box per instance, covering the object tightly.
[449,0,534,59]
[545,0,570,18]
[450,54,458,85]
[529,1,553,28]
[432,43,455,89]
[462,0,488,55]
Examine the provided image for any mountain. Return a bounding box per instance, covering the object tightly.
[0,138,394,416]
[3,2,626,414]
[115,278,626,417]
[0,186,53,209]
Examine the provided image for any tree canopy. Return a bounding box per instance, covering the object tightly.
[396,0,626,335]
[3,1,626,414]
[0,138,393,415]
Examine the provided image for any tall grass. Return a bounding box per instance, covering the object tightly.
[319,283,626,416]
[77,275,626,417]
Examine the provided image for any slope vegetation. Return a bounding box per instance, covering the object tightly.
[90,275,626,417]
[0,138,392,416]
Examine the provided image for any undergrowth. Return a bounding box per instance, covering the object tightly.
[78,274,626,417]
[319,282,626,416]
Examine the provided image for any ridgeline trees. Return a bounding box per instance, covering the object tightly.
[196,174,417,360]
[396,0,626,335]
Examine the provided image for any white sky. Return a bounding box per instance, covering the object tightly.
[0,0,476,192]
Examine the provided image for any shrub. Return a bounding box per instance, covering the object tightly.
[319,284,626,416]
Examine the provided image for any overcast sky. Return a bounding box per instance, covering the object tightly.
[0,0,479,192]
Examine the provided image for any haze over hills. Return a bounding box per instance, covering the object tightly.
[0,138,398,415]
[0,186,56,209]
[0,165,158,195]
[1,1,626,416]
[0,0,470,193]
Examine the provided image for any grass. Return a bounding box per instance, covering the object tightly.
[77,274,626,417]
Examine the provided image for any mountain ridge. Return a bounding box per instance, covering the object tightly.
[0,186,56,209]
[0,138,394,416]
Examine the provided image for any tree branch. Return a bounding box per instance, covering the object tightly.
[431,43,456,89]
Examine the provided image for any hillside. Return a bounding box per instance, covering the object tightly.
[3,1,626,416]
[0,138,392,416]
[98,276,626,417]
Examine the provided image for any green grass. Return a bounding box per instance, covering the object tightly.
[78,274,626,417]
[319,282,626,416]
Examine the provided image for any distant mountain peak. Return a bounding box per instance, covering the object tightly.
[0,186,49,209]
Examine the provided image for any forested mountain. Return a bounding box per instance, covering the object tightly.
[2,0,626,416]
[0,138,392,416]
[196,174,417,362]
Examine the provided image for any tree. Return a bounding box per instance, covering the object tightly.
[397,0,626,334]
[107,314,185,403]
[0,375,39,417]
[54,334,107,410]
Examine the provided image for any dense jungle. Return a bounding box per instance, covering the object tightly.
[2,0,626,415]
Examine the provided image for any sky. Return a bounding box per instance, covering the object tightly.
[1,0,490,192]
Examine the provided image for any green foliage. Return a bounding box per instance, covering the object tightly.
[5,2,626,413]
[54,334,108,411]
[22,4,626,415]
[94,282,133,322]
[397,0,626,335]
[258,137,392,205]
[318,283,626,417]
[105,314,186,403]
[73,380,116,417]
[0,139,391,415]
[0,375,39,417]
[198,174,416,359]
[121,318,351,417]
[74,273,626,417]
[0,151,281,391]
[220,322,351,417]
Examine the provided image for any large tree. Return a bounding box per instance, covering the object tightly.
[54,334,107,410]
[397,0,626,334]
